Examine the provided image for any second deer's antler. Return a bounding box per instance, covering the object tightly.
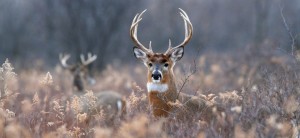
[59,53,74,69]
[80,53,97,66]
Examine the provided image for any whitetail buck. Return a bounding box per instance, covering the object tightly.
[59,53,97,92]
[131,9,222,119]
[59,53,126,123]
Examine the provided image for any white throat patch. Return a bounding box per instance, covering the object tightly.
[147,83,168,93]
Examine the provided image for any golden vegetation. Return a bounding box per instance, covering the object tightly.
[0,48,299,137]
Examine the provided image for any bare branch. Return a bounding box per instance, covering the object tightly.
[279,2,296,56]
[176,47,201,100]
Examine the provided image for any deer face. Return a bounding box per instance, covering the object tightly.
[131,9,192,85]
[134,47,184,83]
[60,53,97,91]
[81,68,96,86]
[71,64,95,87]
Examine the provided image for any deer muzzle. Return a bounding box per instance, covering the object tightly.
[152,70,162,82]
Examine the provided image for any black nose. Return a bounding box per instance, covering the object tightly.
[152,71,161,80]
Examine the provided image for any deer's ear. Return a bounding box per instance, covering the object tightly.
[170,46,184,62]
[133,47,148,62]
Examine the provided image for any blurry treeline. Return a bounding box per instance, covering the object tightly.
[0,0,299,70]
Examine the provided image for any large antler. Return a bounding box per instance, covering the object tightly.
[59,53,75,69]
[80,53,97,66]
[130,9,153,54]
[165,8,193,55]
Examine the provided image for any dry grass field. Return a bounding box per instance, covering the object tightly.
[0,44,300,138]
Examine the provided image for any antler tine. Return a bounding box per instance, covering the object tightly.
[165,8,193,54]
[149,41,152,51]
[80,54,85,63]
[178,8,193,46]
[81,53,97,66]
[130,9,153,53]
[59,53,73,69]
[179,8,191,38]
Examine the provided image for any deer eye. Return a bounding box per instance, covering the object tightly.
[148,63,153,67]
[164,63,169,67]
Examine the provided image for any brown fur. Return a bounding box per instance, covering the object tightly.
[131,9,221,121]
[148,53,169,63]
[145,54,223,121]
[148,92,171,117]
[79,91,126,125]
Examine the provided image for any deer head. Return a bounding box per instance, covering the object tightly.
[131,8,193,91]
[59,53,97,91]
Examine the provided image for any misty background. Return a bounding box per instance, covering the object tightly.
[0,0,299,71]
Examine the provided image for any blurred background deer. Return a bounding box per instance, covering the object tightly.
[59,53,126,125]
[59,53,97,92]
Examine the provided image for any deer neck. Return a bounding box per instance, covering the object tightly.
[74,74,84,92]
[146,71,178,117]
